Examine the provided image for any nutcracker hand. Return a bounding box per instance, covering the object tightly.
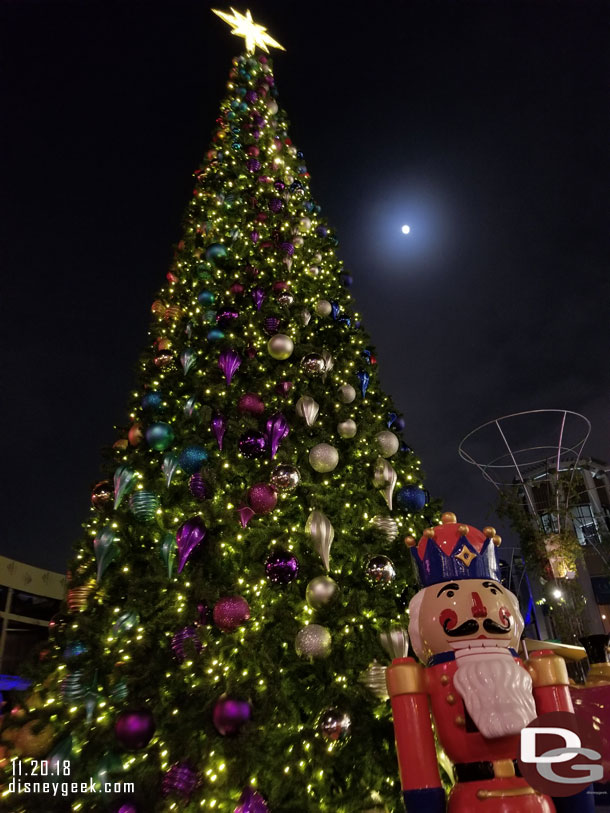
[402,787,445,813]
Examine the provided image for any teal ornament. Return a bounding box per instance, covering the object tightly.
[112,680,128,702]
[142,391,163,411]
[129,491,159,522]
[146,422,175,451]
[63,641,88,662]
[207,328,225,341]
[180,348,197,375]
[179,446,208,474]
[198,289,214,305]
[85,688,98,725]
[205,243,228,263]
[160,532,177,577]
[184,396,198,417]
[61,670,86,702]
[113,465,136,509]
[49,736,73,772]
[94,526,116,582]
[162,452,180,486]
[93,751,125,793]
[202,308,217,323]
[113,611,139,633]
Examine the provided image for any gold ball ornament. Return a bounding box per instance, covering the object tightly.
[267,334,294,360]
[113,438,129,450]
[316,299,332,316]
[441,511,457,524]
[306,575,339,608]
[375,430,399,457]
[483,526,496,538]
[337,419,357,438]
[309,443,339,472]
[295,624,332,658]
[14,722,55,757]
[338,384,356,403]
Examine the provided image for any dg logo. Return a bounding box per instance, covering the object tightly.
[518,711,606,797]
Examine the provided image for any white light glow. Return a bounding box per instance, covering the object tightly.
[552,589,562,599]
[401,224,411,234]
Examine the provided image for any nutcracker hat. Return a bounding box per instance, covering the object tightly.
[405,512,502,587]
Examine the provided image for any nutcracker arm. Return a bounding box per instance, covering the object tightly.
[525,650,573,714]
[386,657,445,813]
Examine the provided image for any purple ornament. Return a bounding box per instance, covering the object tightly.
[246,158,261,172]
[216,309,239,328]
[274,180,285,191]
[252,287,266,310]
[213,596,250,632]
[218,348,241,385]
[235,787,269,813]
[247,483,277,515]
[211,413,227,450]
[316,225,328,237]
[176,516,207,573]
[115,709,155,750]
[275,380,292,396]
[115,805,138,813]
[197,602,212,624]
[250,230,259,243]
[264,316,280,334]
[265,549,299,585]
[279,241,294,256]
[269,197,283,213]
[189,472,211,501]
[264,412,290,458]
[238,430,268,459]
[230,282,245,295]
[237,505,256,527]
[162,763,199,799]
[238,392,265,415]
[171,626,202,663]
[244,90,258,103]
[213,696,252,735]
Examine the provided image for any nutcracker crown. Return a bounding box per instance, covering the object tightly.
[405,512,502,587]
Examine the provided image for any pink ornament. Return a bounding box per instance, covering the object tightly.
[247,483,278,515]
[238,392,265,415]
[237,505,256,527]
[230,282,245,295]
[213,696,251,735]
[275,381,293,396]
[213,596,250,632]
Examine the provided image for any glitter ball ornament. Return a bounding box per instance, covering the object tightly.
[154,349,173,368]
[213,596,250,632]
[365,555,396,585]
[300,353,325,376]
[295,624,332,658]
[142,391,163,411]
[269,463,300,491]
[265,549,299,585]
[309,443,339,473]
[239,430,268,459]
[162,763,199,799]
[114,709,155,750]
[247,482,277,514]
[91,480,113,511]
[189,473,211,500]
[238,392,265,414]
[129,491,159,523]
[396,485,428,512]
[235,787,269,813]
[146,422,174,451]
[316,300,332,316]
[213,696,252,736]
[317,708,352,742]
[376,430,400,457]
[338,384,356,403]
[306,576,339,609]
[337,419,357,438]
[179,446,208,474]
[267,334,294,360]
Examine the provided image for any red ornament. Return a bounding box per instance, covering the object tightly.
[213,596,250,632]
[238,393,265,415]
[247,483,277,515]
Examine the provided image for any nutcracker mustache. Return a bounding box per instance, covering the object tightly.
[445,618,510,637]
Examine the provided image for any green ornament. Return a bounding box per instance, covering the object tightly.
[94,526,116,582]
[160,532,177,577]
[146,422,175,451]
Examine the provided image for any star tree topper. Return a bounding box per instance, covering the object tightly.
[212,7,286,54]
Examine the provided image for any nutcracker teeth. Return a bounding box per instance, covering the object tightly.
[452,640,511,654]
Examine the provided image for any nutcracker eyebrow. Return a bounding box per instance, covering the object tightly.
[482,581,503,592]
[437,582,460,597]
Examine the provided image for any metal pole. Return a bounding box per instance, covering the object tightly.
[0,587,14,673]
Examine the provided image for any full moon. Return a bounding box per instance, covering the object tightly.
[401,224,411,234]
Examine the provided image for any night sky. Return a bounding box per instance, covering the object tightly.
[2,1,608,573]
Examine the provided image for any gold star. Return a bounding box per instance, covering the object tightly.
[212,8,285,55]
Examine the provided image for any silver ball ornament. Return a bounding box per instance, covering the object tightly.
[338,384,356,403]
[316,300,332,317]
[309,443,339,473]
[298,216,312,233]
[306,575,339,608]
[376,430,400,457]
[317,708,352,742]
[295,624,332,658]
[337,419,357,438]
[269,464,301,492]
[276,291,294,307]
[365,555,396,585]
[267,334,294,360]
[307,266,320,277]
[300,353,325,376]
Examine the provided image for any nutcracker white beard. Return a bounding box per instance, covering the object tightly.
[452,647,537,739]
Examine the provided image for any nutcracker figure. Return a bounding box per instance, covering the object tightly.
[386,511,595,813]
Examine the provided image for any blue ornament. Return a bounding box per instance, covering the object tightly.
[63,641,88,661]
[338,317,351,327]
[342,274,353,287]
[207,328,225,341]
[400,441,412,453]
[316,225,328,237]
[179,446,208,475]
[113,611,139,633]
[330,301,340,320]
[356,370,370,398]
[142,392,163,411]
[198,290,215,305]
[361,349,372,364]
[396,486,428,513]
[205,243,228,263]
[146,422,175,451]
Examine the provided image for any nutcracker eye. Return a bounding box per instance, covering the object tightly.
[439,609,458,632]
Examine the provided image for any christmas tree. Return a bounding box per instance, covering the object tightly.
[1,10,436,812]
